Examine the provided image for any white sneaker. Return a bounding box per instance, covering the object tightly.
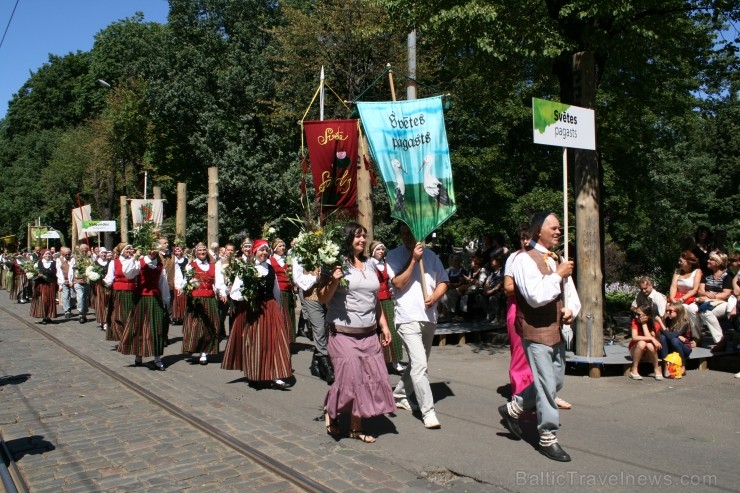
[199,354,208,365]
[423,411,441,429]
[396,398,413,411]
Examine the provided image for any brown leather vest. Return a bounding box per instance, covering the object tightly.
[515,248,563,346]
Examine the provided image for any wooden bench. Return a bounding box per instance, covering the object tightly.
[434,320,498,346]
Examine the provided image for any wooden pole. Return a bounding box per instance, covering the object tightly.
[357,131,373,245]
[176,183,187,243]
[120,196,128,243]
[571,51,604,371]
[207,167,219,247]
[153,186,161,200]
[386,63,397,101]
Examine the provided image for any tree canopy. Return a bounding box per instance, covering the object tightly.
[0,0,736,288]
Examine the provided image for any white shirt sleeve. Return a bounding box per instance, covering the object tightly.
[512,247,580,316]
[103,261,114,287]
[122,257,140,279]
[292,258,317,291]
[214,260,228,297]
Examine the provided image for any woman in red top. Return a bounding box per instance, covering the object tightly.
[117,243,170,370]
[176,243,221,365]
[103,244,137,342]
[369,241,404,373]
[269,238,296,344]
[628,305,663,380]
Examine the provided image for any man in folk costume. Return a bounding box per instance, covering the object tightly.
[269,238,296,344]
[117,241,171,370]
[498,212,581,462]
[176,243,221,365]
[56,247,74,317]
[68,243,92,324]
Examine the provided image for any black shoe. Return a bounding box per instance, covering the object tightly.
[79,315,87,324]
[134,358,143,367]
[498,405,523,440]
[318,355,335,385]
[538,442,571,462]
[271,379,293,390]
[64,311,72,319]
[39,319,47,325]
[154,361,165,371]
[309,354,321,378]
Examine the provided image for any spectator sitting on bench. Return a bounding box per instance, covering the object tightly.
[696,252,734,353]
[630,276,667,330]
[483,253,506,326]
[659,302,699,378]
[457,254,487,320]
[628,305,663,380]
[439,253,466,322]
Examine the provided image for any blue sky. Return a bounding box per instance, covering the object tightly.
[0,0,170,118]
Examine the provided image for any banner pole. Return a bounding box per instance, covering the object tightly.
[562,147,569,308]
[386,63,397,101]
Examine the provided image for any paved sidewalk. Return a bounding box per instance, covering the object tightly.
[1,295,739,492]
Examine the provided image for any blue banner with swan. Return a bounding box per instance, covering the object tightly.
[357,96,457,241]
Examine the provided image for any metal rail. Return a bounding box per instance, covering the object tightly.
[1,307,334,493]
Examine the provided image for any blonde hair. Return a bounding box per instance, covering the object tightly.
[708,252,728,270]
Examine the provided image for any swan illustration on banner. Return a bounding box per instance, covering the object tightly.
[390,158,407,211]
[420,154,451,207]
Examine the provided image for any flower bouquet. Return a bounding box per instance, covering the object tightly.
[290,229,346,287]
[181,266,201,296]
[85,263,106,284]
[73,253,93,283]
[20,259,44,281]
[233,258,263,312]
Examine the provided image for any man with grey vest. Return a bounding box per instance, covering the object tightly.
[498,212,581,462]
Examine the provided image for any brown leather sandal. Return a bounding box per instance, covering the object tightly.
[349,430,376,443]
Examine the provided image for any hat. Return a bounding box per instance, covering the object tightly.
[252,239,269,255]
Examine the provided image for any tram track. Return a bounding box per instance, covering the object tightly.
[0,305,335,493]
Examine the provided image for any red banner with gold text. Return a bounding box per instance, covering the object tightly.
[303,120,358,213]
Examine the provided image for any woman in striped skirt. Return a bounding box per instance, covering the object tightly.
[93,248,112,332]
[269,238,296,343]
[176,243,220,365]
[169,245,188,324]
[30,249,58,324]
[369,241,405,374]
[228,239,293,389]
[220,237,252,371]
[104,244,137,341]
[117,245,170,370]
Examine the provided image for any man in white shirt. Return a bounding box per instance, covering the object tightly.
[631,276,667,327]
[499,212,581,462]
[386,223,448,429]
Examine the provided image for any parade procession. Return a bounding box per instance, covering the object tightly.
[0,1,738,491]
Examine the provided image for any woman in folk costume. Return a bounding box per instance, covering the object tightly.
[10,253,29,303]
[269,238,296,343]
[176,243,221,365]
[368,240,405,374]
[220,237,253,371]
[104,244,137,342]
[30,249,58,324]
[93,248,112,332]
[169,245,188,325]
[234,239,293,389]
[117,243,170,370]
